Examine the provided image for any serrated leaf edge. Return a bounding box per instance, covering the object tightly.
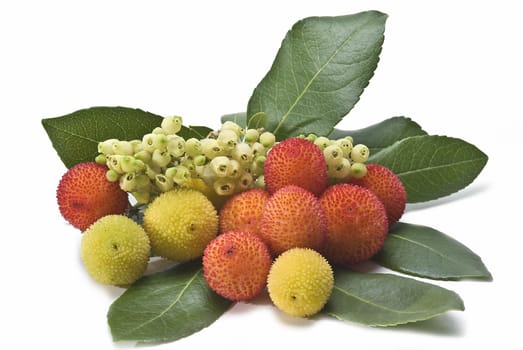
[369,135,488,203]
[272,14,383,136]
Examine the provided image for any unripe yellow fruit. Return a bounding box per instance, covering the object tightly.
[267,248,334,317]
[80,215,151,286]
[143,188,219,261]
[183,178,231,210]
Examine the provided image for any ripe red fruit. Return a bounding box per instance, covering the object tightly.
[219,189,269,236]
[203,230,272,301]
[56,162,129,231]
[349,164,407,226]
[259,185,327,256]
[319,184,388,265]
[264,138,327,196]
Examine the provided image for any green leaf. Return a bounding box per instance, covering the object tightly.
[221,112,247,127]
[368,135,488,203]
[179,125,213,139]
[324,269,464,326]
[107,261,233,344]
[374,223,492,281]
[328,116,427,154]
[247,111,268,129]
[247,11,387,140]
[42,106,162,168]
[220,111,267,130]
[41,106,212,168]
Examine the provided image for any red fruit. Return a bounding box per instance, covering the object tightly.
[56,162,128,231]
[219,189,269,236]
[349,164,407,226]
[259,185,327,256]
[264,138,327,196]
[319,184,388,265]
[203,230,272,301]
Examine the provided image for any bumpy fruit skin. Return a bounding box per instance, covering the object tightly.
[57,162,129,231]
[259,185,327,256]
[81,215,150,286]
[264,138,327,196]
[143,188,218,261]
[267,248,334,317]
[349,164,407,226]
[319,184,388,265]
[219,189,269,236]
[203,230,272,301]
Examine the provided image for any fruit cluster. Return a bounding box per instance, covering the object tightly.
[206,137,406,316]
[94,117,276,203]
[55,118,406,318]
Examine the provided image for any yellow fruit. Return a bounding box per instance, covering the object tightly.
[267,248,334,317]
[80,215,151,286]
[143,188,218,261]
[184,178,230,210]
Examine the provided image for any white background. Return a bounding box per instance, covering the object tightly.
[1,0,521,349]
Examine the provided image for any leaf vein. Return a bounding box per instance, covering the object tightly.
[397,157,487,177]
[333,286,424,315]
[273,17,374,135]
[389,234,465,267]
[43,122,100,143]
[125,268,202,335]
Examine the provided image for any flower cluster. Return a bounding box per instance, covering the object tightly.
[95,117,274,203]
